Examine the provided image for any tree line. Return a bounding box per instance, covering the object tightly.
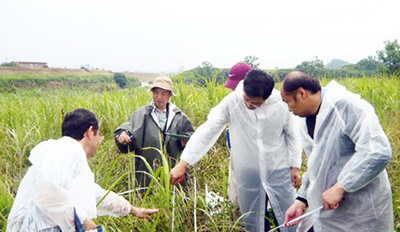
[178,39,400,84]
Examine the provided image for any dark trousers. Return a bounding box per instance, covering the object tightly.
[263,193,314,232]
[265,194,280,232]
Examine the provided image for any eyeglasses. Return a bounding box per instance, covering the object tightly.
[153,89,171,97]
[243,93,265,108]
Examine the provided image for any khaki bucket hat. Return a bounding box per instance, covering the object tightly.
[149,76,176,96]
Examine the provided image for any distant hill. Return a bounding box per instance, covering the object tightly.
[326,59,351,69]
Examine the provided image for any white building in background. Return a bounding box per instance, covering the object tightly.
[15,61,48,68]
[141,82,149,87]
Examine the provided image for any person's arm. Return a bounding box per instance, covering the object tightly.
[95,184,158,217]
[170,95,231,184]
[130,206,159,219]
[291,167,301,188]
[30,142,96,231]
[170,160,189,184]
[178,113,195,148]
[322,182,346,210]
[115,108,147,153]
[297,171,310,204]
[116,131,132,144]
[324,100,392,209]
[114,114,135,153]
[34,176,80,232]
[179,113,195,138]
[284,200,307,227]
[338,100,392,191]
[283,109,303,187]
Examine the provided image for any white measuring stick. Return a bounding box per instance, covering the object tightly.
[194,177,197,232]
[268,206,323,232]
[172,185,176,232]
[118,187,149,195]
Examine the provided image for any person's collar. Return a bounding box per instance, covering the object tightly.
[155,107,167,113]
[315,87,326,115]
[321,87,326,102]
[234,80,244,96]
[151,101,168,113]
[310,90,324,116]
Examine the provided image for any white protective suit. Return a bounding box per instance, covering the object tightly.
[7,136,131,232]
[181,81,302,232]
[297,81,393,232]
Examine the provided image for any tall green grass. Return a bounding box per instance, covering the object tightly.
[0,76,399,231]
[0,81,240,231]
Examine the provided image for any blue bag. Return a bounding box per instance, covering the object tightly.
[74,208,103,232]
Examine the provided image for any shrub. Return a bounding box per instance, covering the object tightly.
[114,72,128,89]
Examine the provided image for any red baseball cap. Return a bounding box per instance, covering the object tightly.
[224,63,252,90]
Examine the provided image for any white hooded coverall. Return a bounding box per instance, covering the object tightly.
[181,81,302,232]
[297,81,393,232]
[7,136,132,232]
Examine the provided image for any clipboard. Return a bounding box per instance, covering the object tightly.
[165,133,190,140]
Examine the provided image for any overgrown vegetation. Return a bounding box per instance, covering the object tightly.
[0,62,17,67]
[179,40,400,83]
[378,39,400,75]
[0,75,399,231]
[114,72,128,89]
[0,70,141,93]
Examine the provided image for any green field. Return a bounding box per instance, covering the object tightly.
[0,67,141,92]
[0,75,399,231]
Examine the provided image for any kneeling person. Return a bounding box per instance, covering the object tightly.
[7,108,158,232]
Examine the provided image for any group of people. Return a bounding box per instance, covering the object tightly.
[7,62,393,232]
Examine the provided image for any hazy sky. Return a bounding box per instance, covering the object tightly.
[1,0,400,73]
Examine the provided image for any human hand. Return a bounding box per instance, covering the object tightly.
[291,167,301,188]
[117,131,132,144]
[131,206,159,219]
[82,218,97,231]
[180,139,188,147]
[284,200,307,227]
[170,160,188,185]
[322,182,346,210]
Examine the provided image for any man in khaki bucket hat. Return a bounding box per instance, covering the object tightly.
[115,76,194,188]
[149,76,176,96]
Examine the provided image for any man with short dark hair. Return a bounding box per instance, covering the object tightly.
[171,70,302,232]
[281,71,393,231]
[7,108,158,232]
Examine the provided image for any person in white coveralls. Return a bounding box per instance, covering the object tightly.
[224,62,253,208]
[281,71,393,232]
[170,69,302,232]
[7,108,158,232]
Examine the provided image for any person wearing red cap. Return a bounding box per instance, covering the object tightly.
[224,63,252,208]
[225,63,253,90]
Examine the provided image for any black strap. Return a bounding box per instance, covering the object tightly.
[142,110,149,148]
[296,196,309,207]
[162,103,170,144]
